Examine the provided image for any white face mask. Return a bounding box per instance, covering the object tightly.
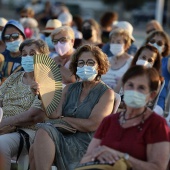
[110,43,124,56]
[136,59,152,68]
[148,42,163,54]
[123,90,149,108]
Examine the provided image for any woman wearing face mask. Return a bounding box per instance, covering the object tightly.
[79,65,170,170]
[143,30,170,118]
[0,20,26,84]
[101,28,132,91]
[42,19,62,59]
[0,39,49,170]
[29,44,115,170]
[80,19,103,48]
[51,26,76,85]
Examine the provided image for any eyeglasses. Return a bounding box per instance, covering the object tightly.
[149,39,164,46]
[77,59,96,68]
[52,37,70,45]
[4,33,20,41]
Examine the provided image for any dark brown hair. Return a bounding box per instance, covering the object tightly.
[131,44,161,74]
[144,30,170,57]
[122,65,160,92]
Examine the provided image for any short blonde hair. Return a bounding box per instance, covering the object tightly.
[109,28,131,48]
[51,26,75,40]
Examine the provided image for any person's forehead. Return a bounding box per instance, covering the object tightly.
[78,52,96,61]
[126,75,149,86]
[53,31,70,39]
[22,44,38,52]
[4,26,20,34]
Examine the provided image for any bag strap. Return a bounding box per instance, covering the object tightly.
[16,129,30,170]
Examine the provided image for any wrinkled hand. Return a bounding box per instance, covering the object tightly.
[30,81,40,95]
[91,145,120,164]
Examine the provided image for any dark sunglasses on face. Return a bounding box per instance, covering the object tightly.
[149,39,164,46]
[77,59,96,68]
[4,33,20,41]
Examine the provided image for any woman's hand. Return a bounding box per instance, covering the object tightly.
[91,145,121,164]
[30,81,40,95]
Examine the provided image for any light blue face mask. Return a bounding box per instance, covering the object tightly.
[45,36,54,49]
[6,39,22,52]
[123,90,149,108]
[76,65,97,81]
[21,55,34,72]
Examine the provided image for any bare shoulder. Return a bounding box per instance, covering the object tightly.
[101,88,115,100]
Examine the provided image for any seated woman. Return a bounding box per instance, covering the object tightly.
[143,30,170,116]
[101,28,133,91]
[80,65,170,170]
[0,39,49,170]
[29,44,115,170]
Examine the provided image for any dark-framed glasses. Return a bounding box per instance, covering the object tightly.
[4,33,20,41]
[149,39,164,46]
[52,37,70,45]
[77,59,96,68]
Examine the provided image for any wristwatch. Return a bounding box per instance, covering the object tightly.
[124,153,130,160]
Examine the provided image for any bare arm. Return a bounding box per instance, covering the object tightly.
[59,66,76,84]
[62,88,115,132]
[0,107,46,128]
[86,141,170,170]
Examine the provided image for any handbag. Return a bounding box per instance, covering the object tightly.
[0,125,17,135]
[45,118,77,134]
[75,158,132,170]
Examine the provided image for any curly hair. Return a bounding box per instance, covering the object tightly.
[19,39,50,55]
[69,44,110,78]
[144,30,170,57]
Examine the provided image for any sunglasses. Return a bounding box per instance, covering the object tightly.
[149,39,164,46]
[4,33,20,41]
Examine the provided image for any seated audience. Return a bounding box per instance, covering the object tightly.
[101,28,132,92]
[29,44,115,170]
[80,66,170,170]
[51,26,76,85]
[102,21,137,57]
[0,20,26,84]
[0,39,49,170]
[42,19,62,59]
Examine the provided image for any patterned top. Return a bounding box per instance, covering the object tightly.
[0,50,23,84]
[0,71,43,129]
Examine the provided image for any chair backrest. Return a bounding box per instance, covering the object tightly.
[112,92,121,114]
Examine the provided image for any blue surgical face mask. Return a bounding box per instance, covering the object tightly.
[123,90,149,108]
[21,55,34,72]
[45,36,54,49]
[76,65,97,81]
[6,39,22,52]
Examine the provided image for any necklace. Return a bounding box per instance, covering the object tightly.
[120,107,147,125]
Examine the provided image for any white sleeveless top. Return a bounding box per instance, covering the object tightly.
[101,56,133,90]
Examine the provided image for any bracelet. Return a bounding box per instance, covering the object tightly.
[123,153,130,160]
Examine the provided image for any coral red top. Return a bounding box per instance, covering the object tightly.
[94,112,170,161]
